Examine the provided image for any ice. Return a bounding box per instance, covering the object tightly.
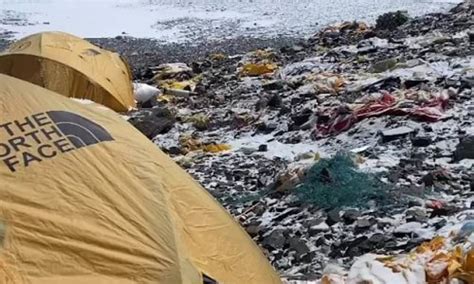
[0,0,463,42]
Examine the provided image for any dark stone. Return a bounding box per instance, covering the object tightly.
[369,233,385,247]
[167,146,182,155]
[255,98,268,111]
[315,237,327,247]
[326,209,341,226]
[454,135,474,161]
[128,108,176,139]
[376,11,410,31]
[258,144,268,152]
[421,173,435,186]
[430,205,460,218]
[344,236,370,257]
[342,209,361,224]
[404,79,429,89]
[263,229,286,250]
[263,80,285,91]
[291,110,312,126]
[256,122,278,134]
[411,136,432,147]
[245,224,261,237]
[267,94,283,108]
[433,219,447,230]
[289,238,310,257]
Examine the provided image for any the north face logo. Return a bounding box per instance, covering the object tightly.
[0,111,113,172]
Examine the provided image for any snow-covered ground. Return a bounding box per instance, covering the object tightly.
[0,0,463,42]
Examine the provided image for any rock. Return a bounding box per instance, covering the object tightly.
[421,173,435,187]
[267,93,283,108]
[375,11,410,31]
[356,218,373,230]
[344,236,370,257]
[240,147,258,155]
[289,238,310,256]
[406,207,428,222]
[370,58,398,73]
[263,80,285,91]
[167,146,182,156]
[342,209,361,224]
[128,108,176,139]
[380,126,415,143]
[411,136,432,147]
[461,71,474,87]
[327,209,341,226]
[258,144,268,152]
[245,224,261,237]
[454,135,474,161]
[257,122,278,134]
[263,229,286,250]
[309,222,330,235]
[369,233,385,247]
[393,222,425,238]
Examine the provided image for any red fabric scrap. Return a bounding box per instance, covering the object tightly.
[315,92,449,137]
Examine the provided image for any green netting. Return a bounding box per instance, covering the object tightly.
[295,153,388,209]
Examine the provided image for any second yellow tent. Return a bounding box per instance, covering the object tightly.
[0,31,135,112]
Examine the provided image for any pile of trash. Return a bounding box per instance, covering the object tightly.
[128,0,474,282]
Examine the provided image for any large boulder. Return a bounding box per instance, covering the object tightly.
[128,107,176,139]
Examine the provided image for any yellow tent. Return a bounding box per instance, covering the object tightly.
[0,32,135,112]
[0,74,281,283]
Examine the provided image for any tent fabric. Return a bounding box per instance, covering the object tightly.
[0,32,135,112]
[0,74,281,284]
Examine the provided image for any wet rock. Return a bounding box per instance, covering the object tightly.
[454,135,474,161]
[376,11,410,31]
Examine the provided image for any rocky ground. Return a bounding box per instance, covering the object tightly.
[128,1,474,282]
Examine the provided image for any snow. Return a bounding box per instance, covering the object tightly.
[0,0,463,42]
[228,134,320,161]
